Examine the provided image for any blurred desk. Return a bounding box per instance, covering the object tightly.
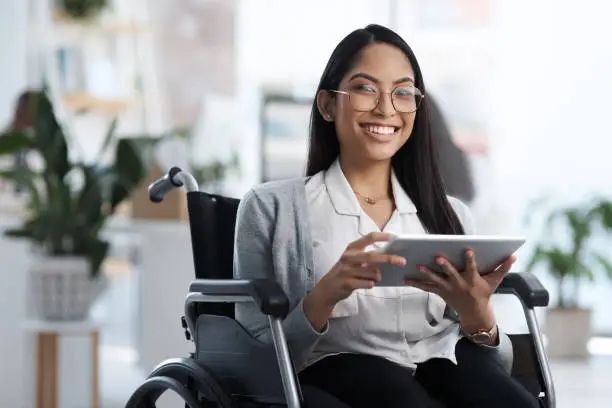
[24,320,101,408]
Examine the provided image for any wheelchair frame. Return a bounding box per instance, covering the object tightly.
[125,167,556,408]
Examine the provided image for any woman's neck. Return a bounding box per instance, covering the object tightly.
[339,155,392,198]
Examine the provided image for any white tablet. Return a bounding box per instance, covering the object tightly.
[375,234,526,286]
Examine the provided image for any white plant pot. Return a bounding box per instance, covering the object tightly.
[545,308,592,359]
[28,256,108,321]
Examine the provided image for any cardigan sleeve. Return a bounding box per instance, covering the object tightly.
[233,187,326,371]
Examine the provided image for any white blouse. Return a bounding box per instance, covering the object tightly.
[305,158,476,369]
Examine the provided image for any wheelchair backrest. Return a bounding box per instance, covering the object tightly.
[186,191,241,319]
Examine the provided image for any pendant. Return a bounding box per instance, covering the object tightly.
[364,197,377,205]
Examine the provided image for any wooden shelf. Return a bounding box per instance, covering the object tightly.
[61,93,133,115]
[52,11,150,35]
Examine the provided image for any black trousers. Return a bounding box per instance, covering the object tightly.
[299,338,540,408]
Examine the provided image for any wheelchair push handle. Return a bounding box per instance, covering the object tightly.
[148,166,200,203]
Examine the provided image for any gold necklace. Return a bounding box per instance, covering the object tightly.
[353,190,391,205]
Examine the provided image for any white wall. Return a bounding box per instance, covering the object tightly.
[0,0,29,126]
[489,0,612,333]
[234,0,612,333]
[232,0,392,194]
[0,0,32,405]
[0,216,34,407]
[236,0,391,85]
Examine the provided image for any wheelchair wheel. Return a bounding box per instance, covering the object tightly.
[148,358,237,408]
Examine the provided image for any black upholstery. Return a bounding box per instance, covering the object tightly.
[186,191,240,318]
[509,334,546,399]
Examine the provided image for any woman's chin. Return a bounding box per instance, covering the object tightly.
[362,146,400,163]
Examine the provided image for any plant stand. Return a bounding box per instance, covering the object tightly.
[545,307,592,359]
[28,256,107,321]
[24,319,101,408]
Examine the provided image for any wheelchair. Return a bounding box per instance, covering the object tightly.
[125,167,556,408]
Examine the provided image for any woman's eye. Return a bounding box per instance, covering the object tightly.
[353,84,377,93]
[394,87,415,97]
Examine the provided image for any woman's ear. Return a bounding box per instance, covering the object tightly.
[316,90,335,122]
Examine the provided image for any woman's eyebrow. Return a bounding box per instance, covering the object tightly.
[348,72,415,85]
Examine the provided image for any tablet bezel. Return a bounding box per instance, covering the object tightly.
[374,234,526,286]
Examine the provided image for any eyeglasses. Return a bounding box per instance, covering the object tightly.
[329,84,424,113]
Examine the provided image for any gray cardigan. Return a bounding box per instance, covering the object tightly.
[233,177,513,373]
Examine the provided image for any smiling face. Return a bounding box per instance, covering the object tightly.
[317,42,419,165]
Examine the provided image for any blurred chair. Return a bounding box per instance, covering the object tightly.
[428,95,476,204]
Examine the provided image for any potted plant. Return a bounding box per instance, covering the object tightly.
[526,199,612,358]
[0,90,149,321]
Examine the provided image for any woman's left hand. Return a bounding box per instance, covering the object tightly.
[405,249,516,336]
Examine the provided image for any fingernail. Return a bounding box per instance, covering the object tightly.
[436,257,445,265]
[466,249,473,257]
[418,265,426,272]
[398,257,407,266]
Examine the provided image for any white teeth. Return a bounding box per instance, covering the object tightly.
[365,125,396,135]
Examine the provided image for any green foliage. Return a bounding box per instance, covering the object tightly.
[191,152,240,188]
[0,90,150,278]
[61,0,108,19]
[166,126,240,187]
[526,199,612,308]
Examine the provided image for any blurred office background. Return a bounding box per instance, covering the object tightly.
[1,0,611,407]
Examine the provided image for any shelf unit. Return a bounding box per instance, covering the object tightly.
[28,0,168,145]
[1,0,171,217]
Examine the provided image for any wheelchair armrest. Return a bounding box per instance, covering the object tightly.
[496,272,549,308]
[189,278,290,319]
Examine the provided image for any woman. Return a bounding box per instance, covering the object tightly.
[234,24,537,408]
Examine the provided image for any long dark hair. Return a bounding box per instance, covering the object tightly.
[305,24,465,235]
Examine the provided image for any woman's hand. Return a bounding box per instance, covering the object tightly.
[304,232,406,331]
[405,249,516,338]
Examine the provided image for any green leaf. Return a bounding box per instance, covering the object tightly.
[4,228,35,239]
[48,128,71,180]
[574,262,594,282]
[525,246,545,272]
[109,138,146,209]
[593,253,612,280]
[95,117,118,162]
[33,92,61,153]
[0,168,43,213]
[74,164,110,229]
[527,246,574,279]
[565,209,590,247]
[588,199,612,231]
[88,238,110,277]
[0,131,35,156]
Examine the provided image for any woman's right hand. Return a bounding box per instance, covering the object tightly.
[303,232,406,331]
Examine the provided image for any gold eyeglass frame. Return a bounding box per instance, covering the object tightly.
[328,87,425,113]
